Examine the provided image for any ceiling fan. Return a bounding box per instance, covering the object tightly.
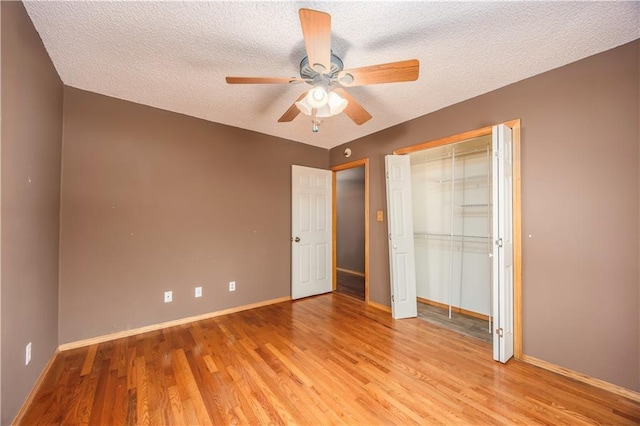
[226,8,420,132]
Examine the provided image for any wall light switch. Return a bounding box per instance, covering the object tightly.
[377,210,384,222]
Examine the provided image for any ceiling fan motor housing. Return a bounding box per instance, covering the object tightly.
[300,53,344,82]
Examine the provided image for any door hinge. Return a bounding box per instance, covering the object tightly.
[495,238,503,248]
[391,295,395,303]
[496,327,503,337]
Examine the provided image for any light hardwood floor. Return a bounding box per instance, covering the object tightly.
[19,293,640,424]
[417,302,492,344]
[335,270,365,301]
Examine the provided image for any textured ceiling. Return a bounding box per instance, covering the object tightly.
[24,1,639,149]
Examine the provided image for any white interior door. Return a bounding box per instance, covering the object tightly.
[385,155,418,319]
[291,165,333,300]
[492,124,514,363]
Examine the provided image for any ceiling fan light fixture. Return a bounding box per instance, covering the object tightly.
[307,82,329,108]
[328,91,348,115]
[295,97,313,116]
[296,90,347,118]
[314,104,333,118]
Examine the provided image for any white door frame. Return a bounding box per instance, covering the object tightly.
[393,120,523,359]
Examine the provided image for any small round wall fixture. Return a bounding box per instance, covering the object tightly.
[344,148,352,158]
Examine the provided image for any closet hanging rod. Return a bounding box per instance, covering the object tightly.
[459,203,492,208]
[414,232,490,240]
[430,174,489,185]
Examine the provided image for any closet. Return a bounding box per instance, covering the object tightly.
[409,135,492,330]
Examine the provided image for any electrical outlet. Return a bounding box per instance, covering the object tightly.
[229,281,236,292]
[26,342,32,366]
[195,286,202,298]
[164,291,173,303]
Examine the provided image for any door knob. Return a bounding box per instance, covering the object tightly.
[292,237,300,242]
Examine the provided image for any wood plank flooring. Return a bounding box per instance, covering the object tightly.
[417,302,492,344]
[19,293,640,425]
[335,270,365,300]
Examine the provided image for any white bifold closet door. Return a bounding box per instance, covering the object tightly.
[385,155,418,319]
[492,124,514,363]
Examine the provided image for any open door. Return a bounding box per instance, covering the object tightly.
[291,165,333,299]
[492,124,514,363]
[385,155,418,319]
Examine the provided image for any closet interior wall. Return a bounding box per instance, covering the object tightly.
[410,136,492,321]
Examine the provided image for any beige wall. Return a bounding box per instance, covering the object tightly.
[329,40,640,391]
[1,2,63,423]
[336,167,365,273]
[59,87,329,344]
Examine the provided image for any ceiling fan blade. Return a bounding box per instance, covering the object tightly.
[226,77,305,84]
[338,59,420,87]
[299,8,332,73]
[278,92,308,122]
[333,88,372,125]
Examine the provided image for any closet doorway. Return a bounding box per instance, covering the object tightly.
[409,135,493,343]
[332,159,369,303]
[390,121,522,362]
